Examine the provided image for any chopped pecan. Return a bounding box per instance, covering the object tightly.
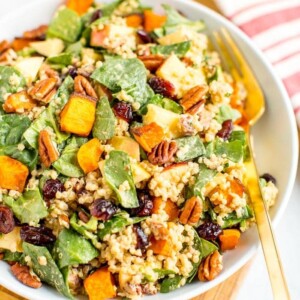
[0,253,4,260]
[74,75,97,99]
[179,115,195,136]
[28,78,57,103]
[139,55,165,72]
[148,140,177,165]
[3,90,37,113]
[180,85,208,114]
[179,196,202,225]
[182,57,194,67]
[38,130,59,168]
[11,263,42,289]
[198,250,223,281]
[0,48,17,63]
[149,222,168,240]
[78,211,90,223]
[0,40,10,54]
[23,25,48,40]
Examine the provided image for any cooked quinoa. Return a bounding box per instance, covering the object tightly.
[0,1,278,299]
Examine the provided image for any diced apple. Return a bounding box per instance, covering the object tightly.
[90,25,110,47]
[3,90,37,113]
[60,93,96,137]
[131,163,151,184]
[110,136,140,161]
[0,227,23,252]
[158,162,189,183]
[131,122,164,152]
[30,38,64,57]
[158,28,189,45]
[143,104,181,138]
[15,57,44,84]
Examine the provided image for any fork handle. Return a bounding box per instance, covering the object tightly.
[245,135,290,300]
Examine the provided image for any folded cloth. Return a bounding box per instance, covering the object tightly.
[215,0,300,126]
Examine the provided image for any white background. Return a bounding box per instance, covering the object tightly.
[1,1,300,300]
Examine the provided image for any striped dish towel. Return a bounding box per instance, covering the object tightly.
[215,0,300,125]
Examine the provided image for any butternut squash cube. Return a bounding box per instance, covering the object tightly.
[219,229,241,251]
[152,197,179,221]
[77,138,103,174]
[131,122,164,152]
[144,10,166,32]
[90,26,110,48]
[3,91,37,113]
[149,235,173,257]
[60,93,96,137]
[84,267,116,300]
[0,156,29,192]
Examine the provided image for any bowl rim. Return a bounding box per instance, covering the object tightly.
[0,0,298,299]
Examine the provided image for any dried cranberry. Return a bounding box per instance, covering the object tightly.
[137,30,153,44]
[20,225,56,246]
[197,222,223,241]
[133,224,149,253]
[113,101,133,123]
[130,191,153,217]
[216,119,233,140]
[90,199,117,221]
[68,67,78,79]
[260,173,276,185]
[148,76,176,99]
[43,179,64,200]
[0,206,15,234]
[90,9,103,24]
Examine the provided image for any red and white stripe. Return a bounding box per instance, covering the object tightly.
[215,0,300,126]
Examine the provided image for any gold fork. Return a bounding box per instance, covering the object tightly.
[211,28,290,300]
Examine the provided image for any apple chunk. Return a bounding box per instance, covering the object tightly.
[110,136,140,161]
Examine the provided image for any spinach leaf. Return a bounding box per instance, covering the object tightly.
[4,189,48,224]
[3,250,23,263]
[215,104,241,124]
[229,130,249,161]
[221,205,253,229]
[23,76,74,148]
[65,41,83,57]
[104,151,139,208]
[91,58,148,104]
[101,0,140,17]
[47,8,82,43]
[70,213,99,247]
[92,96,116,140]
[52,229,99,269]
[53,137,87,177]
[187,164,217,199]
[160,275,183,293]
[46,53,72,68]
[153,269,176,279]
[175,136,206,162]
[98,212,146,240]
[151,41,191,57]
[22,242,74,299]
[0,66,26,103]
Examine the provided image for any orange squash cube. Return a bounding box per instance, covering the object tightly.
[152,197,179,221]
[0,156,29,192]
[60,93,96,137]
[219,229,241,251]
[149,235,173,257]
[144,10,167,32]
[90,26,110,48]
[77,138,103,174]
[3,91,37,113]
[126,14,143,28]
[131,122,164,152]
[67,0,93,15]
[84,267,116,300]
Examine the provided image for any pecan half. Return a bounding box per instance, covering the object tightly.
[180,85,208,114]
[11,263,42,289]
[23,25,48,40]
[0,40,10,54]
[139,55,165,72]
[198,250,223,281]
[148,140,178,165]
[179,196,202,225]
[74,75,97,99]
[38,130,59,168]
[0,48,17,64]
[28,78,57,103]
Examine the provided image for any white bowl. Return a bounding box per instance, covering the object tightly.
[0,0,298,299]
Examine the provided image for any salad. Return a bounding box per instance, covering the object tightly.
[0,0,279,299]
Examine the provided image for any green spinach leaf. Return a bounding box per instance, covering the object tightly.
[47,8,82,43]
[221,205,253,229]
[160,275,183,293]
[46,53,72,68]
[52,229,99,269]
[23,242,74,299]
[175,136,205,162]
[53,137,87,177]
[215,105,241,124]
[3,250,23,263]
[91,57,148,104]
[92,96,116,140]
[151,41,191,57]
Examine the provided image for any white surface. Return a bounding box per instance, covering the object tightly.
[0,1,299,300]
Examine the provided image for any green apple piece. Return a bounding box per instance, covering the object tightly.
[30,38,64,57]
[131,163,151,184]
[110,136,140,161]
[143,104,181,138]
[158,28,188,45]
[15,57,44,84]
[0,227,23,252]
